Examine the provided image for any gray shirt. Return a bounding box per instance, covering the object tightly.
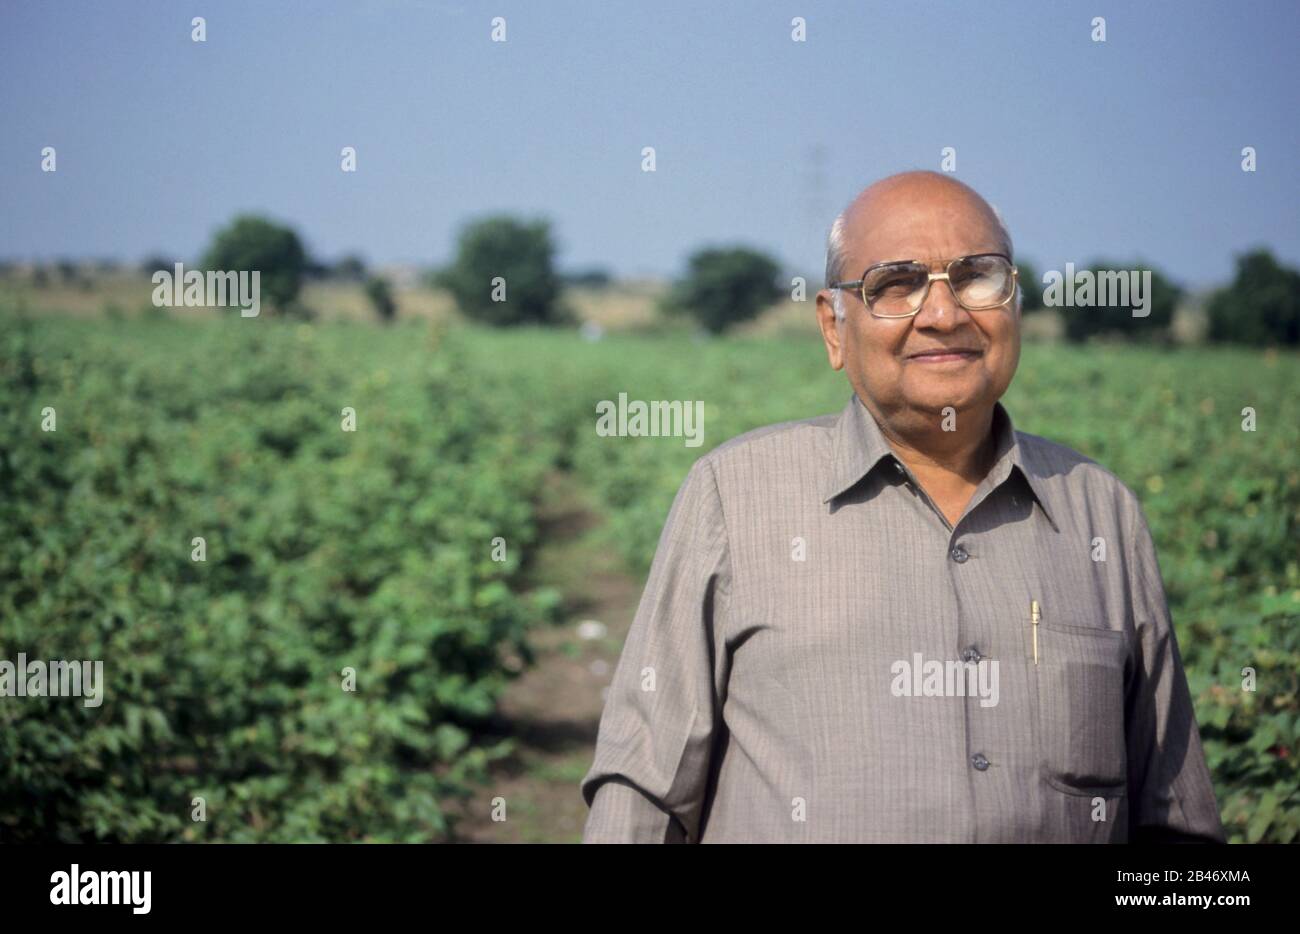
[579,392,1225,843]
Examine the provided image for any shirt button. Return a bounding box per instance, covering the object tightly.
[971,753,990,771]
[950,545,969,563]
[961,646,981,663]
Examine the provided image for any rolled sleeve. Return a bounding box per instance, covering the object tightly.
[1124,494,1226,843]
[580,456,731,843]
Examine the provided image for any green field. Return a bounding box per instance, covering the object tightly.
[2,307,1297,842]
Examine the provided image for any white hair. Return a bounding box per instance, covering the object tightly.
[831,285,847,322]
[826,213,850,321]
[989,202,1023,314]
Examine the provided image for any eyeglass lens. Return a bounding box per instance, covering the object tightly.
[863,255,1013,316]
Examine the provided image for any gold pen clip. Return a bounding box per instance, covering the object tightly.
[1030,599,1041,665]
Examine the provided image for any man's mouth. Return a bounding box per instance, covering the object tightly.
[905,348,982,363]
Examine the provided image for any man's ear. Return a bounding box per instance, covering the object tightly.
[815,290,845,371]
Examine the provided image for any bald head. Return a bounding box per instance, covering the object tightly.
[814,170,1023,440]
[825,172,1014,315]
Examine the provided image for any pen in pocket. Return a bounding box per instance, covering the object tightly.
[1030,599,1040,665]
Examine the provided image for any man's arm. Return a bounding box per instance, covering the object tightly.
[1123,494,1226,843]
[580,456,730,843]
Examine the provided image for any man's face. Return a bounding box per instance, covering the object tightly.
[817,182,1021,426]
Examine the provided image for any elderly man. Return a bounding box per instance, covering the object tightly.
[579,170,1225,843]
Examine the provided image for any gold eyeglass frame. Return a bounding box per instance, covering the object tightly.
[829,252,1019,319]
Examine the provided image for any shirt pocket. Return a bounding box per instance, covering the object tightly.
[1032,620,1130,797]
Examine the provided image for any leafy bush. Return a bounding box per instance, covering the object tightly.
[1060,261,1179,342]
[201,215,308,315]
[364,275,397,324]
[1015,258,1045,312]
[434,216,565,327]
[0,312,560,841]
[1207,249,1300,347]
[661,246,782,334]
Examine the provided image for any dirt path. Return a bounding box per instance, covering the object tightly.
[446,471,641,843]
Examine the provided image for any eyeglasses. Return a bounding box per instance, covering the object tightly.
[829,252,1018,318]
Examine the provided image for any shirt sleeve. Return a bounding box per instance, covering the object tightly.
[1123,493,1226,843]
[580,455,731,843]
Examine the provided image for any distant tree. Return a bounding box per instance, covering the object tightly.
[662,246,783,334]
[1059,260,1179,343]
[434,216,565,326]
[1014,258,1045,312]
[1206,249,1300,346]
[201,215,308,314]
[332,254,368,282]
[563,267,612,287]
[303,258,331,281]
[139,255,178,276]
[364,275,397,324]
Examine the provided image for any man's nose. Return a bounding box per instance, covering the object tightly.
[911,275,969,331]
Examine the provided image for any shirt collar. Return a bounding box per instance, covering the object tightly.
[821,392,1059,530]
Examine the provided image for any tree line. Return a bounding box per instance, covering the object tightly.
[25,213,1296,346]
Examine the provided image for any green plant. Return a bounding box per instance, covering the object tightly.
[1060,260,1179,343]
[201,215,308,316]
[1015,258,1045,312]
[0,312,561,842]
[661,246,783,334]
[1207,249,1300,347]
[434,216,565,327]
[364,275,397,324]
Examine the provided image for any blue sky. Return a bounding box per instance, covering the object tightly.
[2,0,1296,287]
